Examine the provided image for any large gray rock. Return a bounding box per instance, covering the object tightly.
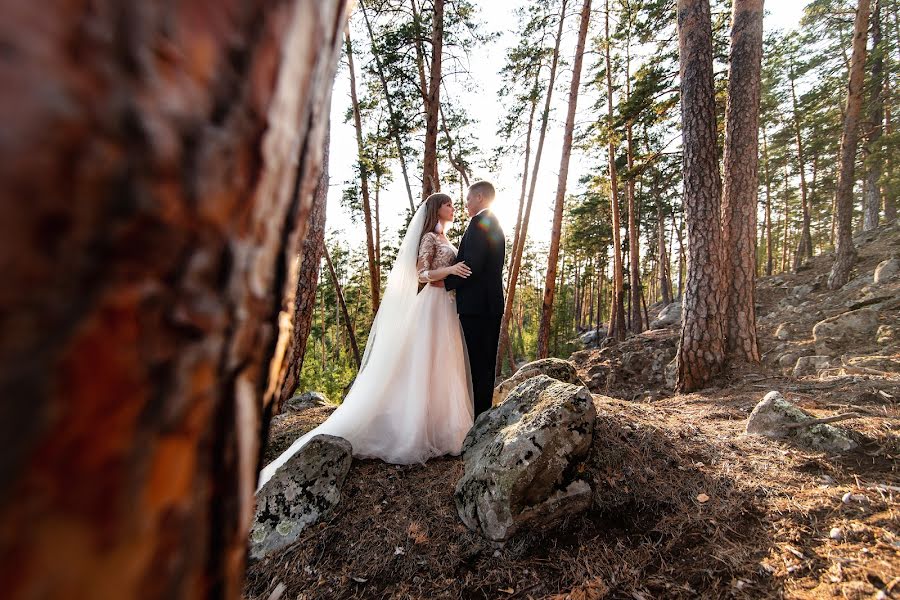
[285,391,329,412]
[745,391,857,452]
[492,358,583,406]
[456,375,596,542]
[649,301,682,329]
[250,434,352,561]
[874,257,900,284]
[812,308,879,355]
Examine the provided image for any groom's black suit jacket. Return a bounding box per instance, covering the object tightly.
[445,210,505,418]
[444,210,505,316]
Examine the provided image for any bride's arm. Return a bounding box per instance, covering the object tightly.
[417,234,471,284]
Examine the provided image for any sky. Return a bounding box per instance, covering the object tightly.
[323,0,808,256]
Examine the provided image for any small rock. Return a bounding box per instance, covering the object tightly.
[876,325,896,344]
[650,301,682,329]
[285,391,329,412]
[829,527,844,541]
[873,257,900,284]
[777,353,799,370]
[250,435,353,561]
[792,355,831,377]
[745,391,858,453]
[791,283,815,299]
[774,323,791,340]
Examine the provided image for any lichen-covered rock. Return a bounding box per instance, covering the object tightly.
[745,391,857,452]
[492,358,583,406]
[650,301,682,329]
[874,257,900,284]
[456,375,596,542]
[286,391,329,412]
[250,435,352,561]
[792,355,831,377]
[812,308,879,355]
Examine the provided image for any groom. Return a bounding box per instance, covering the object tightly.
[445,180,505,418]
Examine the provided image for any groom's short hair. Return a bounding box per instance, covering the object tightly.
[469,180,496,203]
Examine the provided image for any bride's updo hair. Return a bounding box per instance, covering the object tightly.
[420,193,453,242]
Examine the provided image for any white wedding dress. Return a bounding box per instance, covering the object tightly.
[258,204,474,489]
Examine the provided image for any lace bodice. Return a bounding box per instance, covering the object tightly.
[417,232,457,283]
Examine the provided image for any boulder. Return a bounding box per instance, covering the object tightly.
[649,301,682,329]
[812,308,879,355]
[249,434,352,561]
[791,283,815,299]
[876,325,896,344]
[578,328,606,347]
[745,391,857,452]
[456,375,596,542]
[843,355,900,373]
[492,358,582,406]
[792,355,831,377]
[777,352,799,370]
[874,257,900,284]
[285,391,329,412]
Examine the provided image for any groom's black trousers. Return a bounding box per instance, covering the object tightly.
[459,314,502,418]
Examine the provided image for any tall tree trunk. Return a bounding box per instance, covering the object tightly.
[346,30,381,310]
[605,0,627,341]
[276,128,331,410]
[762,126,774,276]
[0,2,349,598]
[657,201,673,304]
[721,0,763,363]
[324,247,361,368]
[829,0,871,289]
[537,0,591,359]
[864,0,884,231]
[359,0,416,211]
[675,0,726,391]
[781,159,791,273]
[625,52,643,333]
[788,57,812,270]
[421,0,444,198]
[440,105,472,186]
[496,1,566,374]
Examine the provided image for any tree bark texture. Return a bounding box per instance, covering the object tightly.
[0,2,349,598]
[537,0,591,359]
[864,0,884,231]
[274,128,331,411]
[422,0,444,198]
[829,0,871,289]
[676,0,727,391]
[721,0,763,363]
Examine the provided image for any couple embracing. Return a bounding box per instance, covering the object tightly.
[259,181,504,487]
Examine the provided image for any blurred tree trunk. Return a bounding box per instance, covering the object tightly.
[721,0,763,363]
[657,201,673,305]
[346,30,381,312]
[275,128,331,411]
[829,0,871,289]
[781,159,791,273]
[675,0,726,391]
[538,0,591,359]
[864,0,884,231]
[0,2,349,599]
[625,47,643,333]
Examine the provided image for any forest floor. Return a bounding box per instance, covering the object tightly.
[245,222,899,600]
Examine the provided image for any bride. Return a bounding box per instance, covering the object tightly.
[258,193,474,489]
